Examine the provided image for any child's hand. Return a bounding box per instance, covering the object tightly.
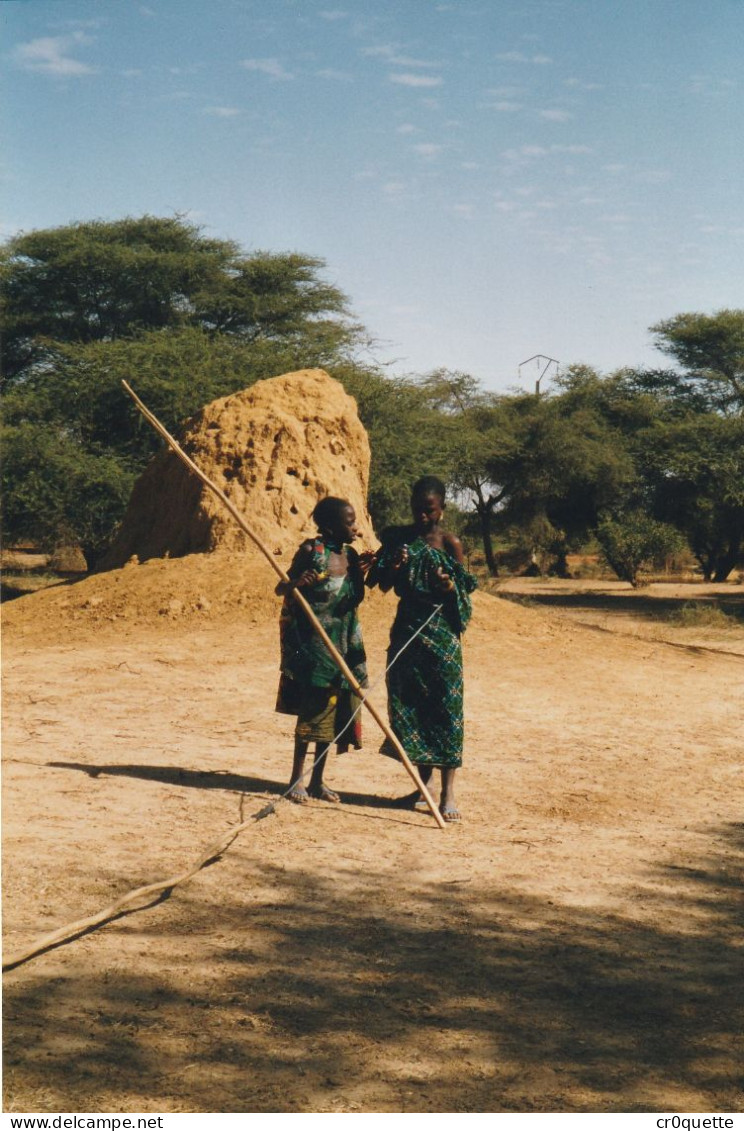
[392,545,409,570]
[294,569,321,589]
[433,566,455,592]
[358,550,378,575]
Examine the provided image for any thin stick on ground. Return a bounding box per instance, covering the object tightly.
[2,801,278,972]
[121,380,446,829]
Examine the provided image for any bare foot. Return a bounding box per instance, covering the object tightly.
[439,802,462,823]
[288,785,309,804]
[309,784,340,803]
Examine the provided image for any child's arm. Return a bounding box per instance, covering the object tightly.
[442,531,465,565]
[275,540,318,596]
[347,546,366,605]
[430,533,466,594]
[363,528,408,592]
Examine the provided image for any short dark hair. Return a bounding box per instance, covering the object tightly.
[312,496,351,531]
[411,475,446,504]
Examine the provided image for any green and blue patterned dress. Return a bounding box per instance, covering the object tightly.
[370,530,477,768]
[276,538,368,751]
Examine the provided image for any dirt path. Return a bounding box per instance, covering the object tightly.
[3,580,743,1113]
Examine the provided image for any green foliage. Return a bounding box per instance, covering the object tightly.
[3,217,741,583]
[486,388,637,575]
[414,370,522,573]
[1,215,364,560]
[637,413,744,581]
[650,309,744,410]
[334,364,451,530]
[669,602,736,629]
[2,328,261,461]
[596,511,684,586]
[1,216,359,388]
[1,423,135,567]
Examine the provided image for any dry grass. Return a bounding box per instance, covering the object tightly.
[669,602,738,630]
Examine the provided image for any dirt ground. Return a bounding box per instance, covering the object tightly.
[2,561,743,1114]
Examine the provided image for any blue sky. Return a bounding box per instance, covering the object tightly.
[3,0,742,391]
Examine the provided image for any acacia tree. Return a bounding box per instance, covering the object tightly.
[595,511,683,587]
[0,215,365,564]
[417,370,515,574]
[332,363,455,531]
[415,367,639,577]
[618,312,744,580]
[638,414,744,581]
[650,309,744,411]
[1,215,359,388]
[486,377,638,576]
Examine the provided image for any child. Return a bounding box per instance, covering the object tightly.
[276,497,368,803]
[363,476,477,822]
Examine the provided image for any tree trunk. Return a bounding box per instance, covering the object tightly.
[477,505,498,575]
[549,545,571,579]
[692,546,714,582]
[713,536,742,582]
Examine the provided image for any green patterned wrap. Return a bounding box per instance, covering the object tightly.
[372,532,477,768]
[276,539,368,751]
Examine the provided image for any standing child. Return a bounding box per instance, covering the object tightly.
[276,497,368,803]
[364,476,477,822]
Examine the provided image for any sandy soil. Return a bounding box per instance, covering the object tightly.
[2,565,743,1114]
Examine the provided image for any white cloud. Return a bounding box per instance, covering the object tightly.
[397,123,417,134]
[539,109,573,122]
[453,203,474,218]
[317,68,353,81]
[413,143,443,158]
[389,73,442,88]
[204,106,241,117]
[493,101,522,112]
[502,143,592,162]
[496,52,552,64]
[318,9,348,19]
[14,32,97,77]
[636,169,672,185]
[390,55,439,68]
[241,58,294,81]
[487,85,523,97]
[363,45,439,68]
[565,77,603,91]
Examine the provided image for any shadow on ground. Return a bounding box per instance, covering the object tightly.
[4,825,742,1113]
[47,761,412,813]
[499,589,744,627]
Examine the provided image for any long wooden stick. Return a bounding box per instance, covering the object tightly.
[121,380,447,829]
[3,801,277,972]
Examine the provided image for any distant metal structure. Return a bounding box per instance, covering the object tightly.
[518,354,559,395]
